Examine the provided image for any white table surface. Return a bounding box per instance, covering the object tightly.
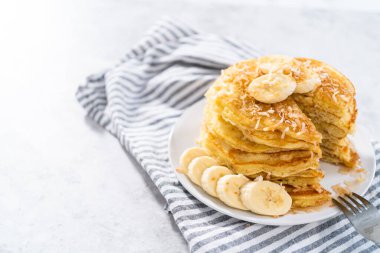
[1,0,380,252]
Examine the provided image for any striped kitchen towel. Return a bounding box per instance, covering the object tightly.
[76,17,380,252]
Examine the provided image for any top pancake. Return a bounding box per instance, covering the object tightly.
[206,59,323,145]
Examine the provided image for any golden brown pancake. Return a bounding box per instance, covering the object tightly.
[200,56,358,208]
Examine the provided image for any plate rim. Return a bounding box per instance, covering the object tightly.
[168,99,376,226]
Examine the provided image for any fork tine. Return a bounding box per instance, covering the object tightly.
[346,194,366,211]
[352,192,372,208]
[333,198,353,216]
[339,196,360,214]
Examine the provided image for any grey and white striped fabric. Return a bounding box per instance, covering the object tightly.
[76,18,380,252]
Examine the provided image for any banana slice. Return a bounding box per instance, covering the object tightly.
[257,55,295,74]
[188,156,218,186]
[240,180,292,216]
[216,174,250,210]
[178,147,209,174]
[294,70,321,94]
[248,73,296,103]
[201,166,233,197]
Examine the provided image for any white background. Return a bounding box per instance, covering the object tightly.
[0,0,380,252]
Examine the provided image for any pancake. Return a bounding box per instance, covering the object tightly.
[248,175,321,189]
[205,107,286,153]
[204,104,321,154]
[247,169,324,189]
[321,143,359,168]
[207,77,322,145]
[201,129,319,177]
[200,56,358,209]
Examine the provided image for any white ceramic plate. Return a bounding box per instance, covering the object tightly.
[169,100,376,226]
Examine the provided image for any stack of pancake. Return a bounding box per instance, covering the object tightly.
[200,57,358,209]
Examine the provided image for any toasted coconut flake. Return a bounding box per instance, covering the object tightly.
[291,121,297,130]
[285,119,292,125]
[340,95,350,102]
[290,67,301,76]
[320,72,329,79]
[267,109,275,114]
[255,118,261,129]
[271,115,285,130]
[258,112,270,117]
[263,127,270,131]
[281,127,289,139]
[332,91,339,102]
[301,122,306,132]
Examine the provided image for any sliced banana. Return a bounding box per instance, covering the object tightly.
[216,174,250,210]
[188,156,218,186]
[240,180,292,216]
[257,55,295,74]
[248,73,296,103]
[201,166,233,197]
[178,147,209,174]
[294,70,321,94]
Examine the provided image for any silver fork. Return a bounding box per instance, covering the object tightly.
[333,192,380,244]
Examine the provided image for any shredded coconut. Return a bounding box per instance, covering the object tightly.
[301,122,306,132]
[258,112,270,117]
[332,91,339,102]
[290,67,301,76]
[320,72,329,79]
[281,127,289,139]
[255,118,261,130]
[291,121,297,130]
[273,117,285,128]
[340,95,349,102]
